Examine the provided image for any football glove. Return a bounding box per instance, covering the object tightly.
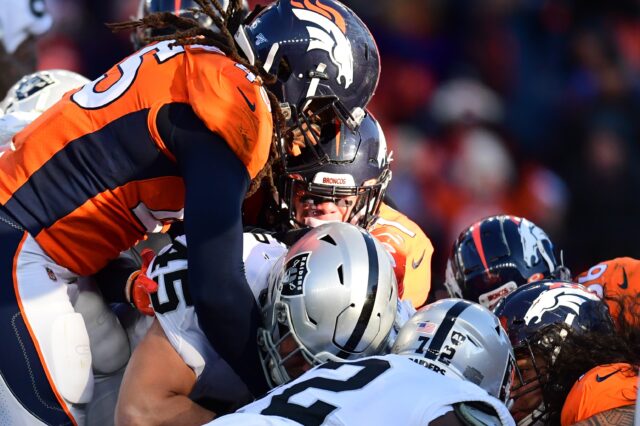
[125,248,158,316]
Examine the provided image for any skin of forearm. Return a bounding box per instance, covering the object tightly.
[116,394,215,426]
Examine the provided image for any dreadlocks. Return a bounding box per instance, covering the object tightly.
[108,0,285,199]
[540,293,640,424]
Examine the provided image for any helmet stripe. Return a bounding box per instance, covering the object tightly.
[471,221,489,271]
[424,300,470,360]
[340,230,380,353]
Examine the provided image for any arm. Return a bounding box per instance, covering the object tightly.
[115,319,214,426]
[158,102,268,395]
[573,405,635,426]
[92,253,139,304]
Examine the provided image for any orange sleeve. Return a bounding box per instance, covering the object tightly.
[371,203,434,308]
[184,46,273,179]
[561,363,638,426]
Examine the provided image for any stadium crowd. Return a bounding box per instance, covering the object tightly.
[0,0,638,425]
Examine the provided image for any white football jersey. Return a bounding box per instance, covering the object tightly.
[148,232,287,404]
[0,0,51,54]
[208,354,515,426]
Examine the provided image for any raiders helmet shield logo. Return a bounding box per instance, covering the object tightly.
[281,252,311,297]
[16,73,55,100]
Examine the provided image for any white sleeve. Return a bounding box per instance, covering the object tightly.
[150,233,279,403]
[0,0,52,54]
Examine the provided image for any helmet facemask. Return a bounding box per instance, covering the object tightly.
[258,300,346,388]
[283,172,389,229]
[278,96,365,173]
[279,112,391,229]
[510,341,551,425]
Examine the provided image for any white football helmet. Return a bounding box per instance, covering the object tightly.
[0,70,89,146]
[259,222,398,387]
[392,299,516,404]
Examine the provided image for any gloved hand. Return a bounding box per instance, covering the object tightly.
[125,249,158,316]
[370,226,407,299]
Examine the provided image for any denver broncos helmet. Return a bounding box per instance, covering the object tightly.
[444,215,570,309]
[493,280,613,425]
[282,111,391,228]
[235,0,380,171]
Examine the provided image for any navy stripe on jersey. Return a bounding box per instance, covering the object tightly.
[4,109,180,235]
[340,230,380,354]
[0,222,74,424]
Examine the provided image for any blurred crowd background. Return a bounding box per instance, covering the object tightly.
[33,0,640,289]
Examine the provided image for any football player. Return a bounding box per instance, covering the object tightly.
[494,280,614,425]
[560,364,637,425]
[207,299,516,426]
[445,215,570,309]
[116,222,399,424]
[271,111,434,308]
[532,291,640,425]
[575,257,640,323]
[0,0,381,424]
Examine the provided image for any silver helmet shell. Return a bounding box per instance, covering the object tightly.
[1,69,89,115]
[259,221,398,387]
[392,298,516,403]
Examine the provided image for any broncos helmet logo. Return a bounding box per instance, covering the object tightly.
[524,287,600,326]
[291,0,354,89]
[518,218,553,269]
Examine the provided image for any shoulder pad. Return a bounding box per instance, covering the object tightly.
[453,401,503,426]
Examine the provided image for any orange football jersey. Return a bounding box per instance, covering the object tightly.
[0,41,273,275]
[369,202,434,308]
[561,363,638,426]
[576,257,640,321]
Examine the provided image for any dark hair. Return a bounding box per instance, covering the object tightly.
[540,294,640,423]
[108,0,284,198]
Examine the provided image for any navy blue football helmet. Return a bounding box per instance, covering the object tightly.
[281,111,391,228]
[235,0,380,171]
[444,215,571,309]
[493,280,613,425]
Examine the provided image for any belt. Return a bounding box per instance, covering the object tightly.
[0,206,24,232]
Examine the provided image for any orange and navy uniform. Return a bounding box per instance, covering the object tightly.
[0,41,274,419]
[0,41,272,276]
[561,363,637,425]
[369,202,434,308]
[576,257,640,322]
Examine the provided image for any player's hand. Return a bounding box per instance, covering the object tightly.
[286,122,320,156]
[370,226,407,298]
[125,249,158,316]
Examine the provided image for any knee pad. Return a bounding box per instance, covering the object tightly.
[73,279,131,375]
[50,313,93,405]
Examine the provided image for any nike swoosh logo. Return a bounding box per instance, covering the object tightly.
[619,268,628,289]
[237,87,256,112]
[595,369,620,382]
[412,249,426,269]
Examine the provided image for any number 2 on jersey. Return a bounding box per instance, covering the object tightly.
[261,359,391,426]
